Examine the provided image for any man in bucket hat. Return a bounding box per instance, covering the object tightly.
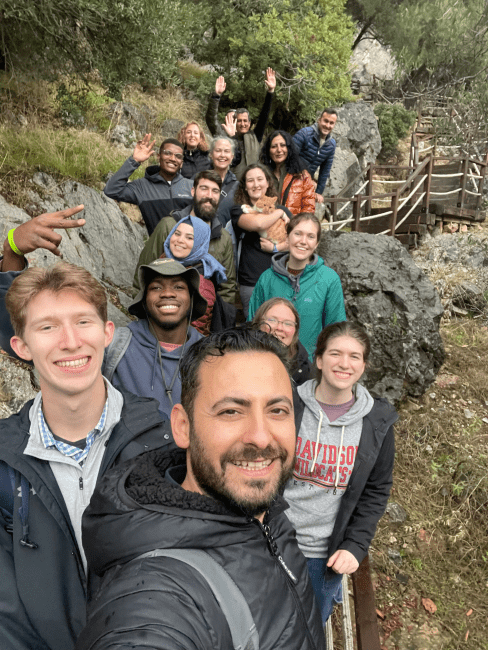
[103,258,207,418]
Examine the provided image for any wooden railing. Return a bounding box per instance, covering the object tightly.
[324,150,487,240]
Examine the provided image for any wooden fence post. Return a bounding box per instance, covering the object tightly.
[389,188,400,235]
[476,153,488,212]
[423,155,433,214]
[459,156,469,209]
[352,556,382,650]
[366,164,374,216]
[353,196,362,232]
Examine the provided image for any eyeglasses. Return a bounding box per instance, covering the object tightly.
[161,150,184,160]
[263,317,296,330]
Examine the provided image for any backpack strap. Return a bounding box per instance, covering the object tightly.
[138,548,259,650]
[103,327,133,382]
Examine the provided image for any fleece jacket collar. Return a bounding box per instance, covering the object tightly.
[145,165,184,186]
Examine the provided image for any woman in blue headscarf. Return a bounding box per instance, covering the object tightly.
[163,215,230,334]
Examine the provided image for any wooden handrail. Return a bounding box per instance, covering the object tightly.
[396,156,430,195]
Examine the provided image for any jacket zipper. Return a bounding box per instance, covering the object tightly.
[255,518,319,650]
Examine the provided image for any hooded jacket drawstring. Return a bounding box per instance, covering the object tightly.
[309,411,345,496]
[146,297,194,405]
[310,410,323,475]
[333,426,345,495]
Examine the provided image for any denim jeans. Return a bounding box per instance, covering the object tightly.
[306,557,343,624]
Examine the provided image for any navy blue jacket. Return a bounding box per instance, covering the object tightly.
[103,157,193,235]
[216,168,239,226]
[292,124,336,195]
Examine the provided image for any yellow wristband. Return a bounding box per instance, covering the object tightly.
[7,228,24,256]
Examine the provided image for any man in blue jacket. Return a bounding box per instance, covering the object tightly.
[293,109,338,204]
[103,134,193,235]
[0,259,176,650]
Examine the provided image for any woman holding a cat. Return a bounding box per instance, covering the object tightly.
[230,163,292,317]
[248,212,346,360]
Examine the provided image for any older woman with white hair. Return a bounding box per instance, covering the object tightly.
[209,136,239,226]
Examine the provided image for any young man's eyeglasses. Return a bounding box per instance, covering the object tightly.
[161,150,184,161]
[263,317,296,330]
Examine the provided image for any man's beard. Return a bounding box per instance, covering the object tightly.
[194,197,218,222]
[188,426,294,518]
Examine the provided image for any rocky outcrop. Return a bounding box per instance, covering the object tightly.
[107,102,152,148]
[327,101,382,198]
[412,230,488,317]
[350,30,397,94]
[319,230,445,402]
[0,355,37,419]
[1,173,145,291]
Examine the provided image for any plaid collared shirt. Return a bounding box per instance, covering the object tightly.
[38,400,108,465]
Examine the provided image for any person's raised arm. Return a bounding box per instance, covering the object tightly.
[206,77,226,138]
[132,133,156,164]
[0,206,86,359]
[104,134,156,203]
[215,76,226,96]
[254,68,276,143]
[1,205,86,272]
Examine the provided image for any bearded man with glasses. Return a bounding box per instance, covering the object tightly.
[104,135,193,235]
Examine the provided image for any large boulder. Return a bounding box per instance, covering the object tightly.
[326,101,382,198]
[0,174,145,292]
[318,230,445,402]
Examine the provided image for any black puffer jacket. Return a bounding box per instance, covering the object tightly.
[76,448,325,650]
[180,147,211,179]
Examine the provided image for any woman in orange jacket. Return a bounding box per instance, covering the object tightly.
[261,130,316,215]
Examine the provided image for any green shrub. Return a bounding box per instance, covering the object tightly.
[374,103,416,155]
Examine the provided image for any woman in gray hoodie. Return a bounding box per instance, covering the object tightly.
[284,321,397,623]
